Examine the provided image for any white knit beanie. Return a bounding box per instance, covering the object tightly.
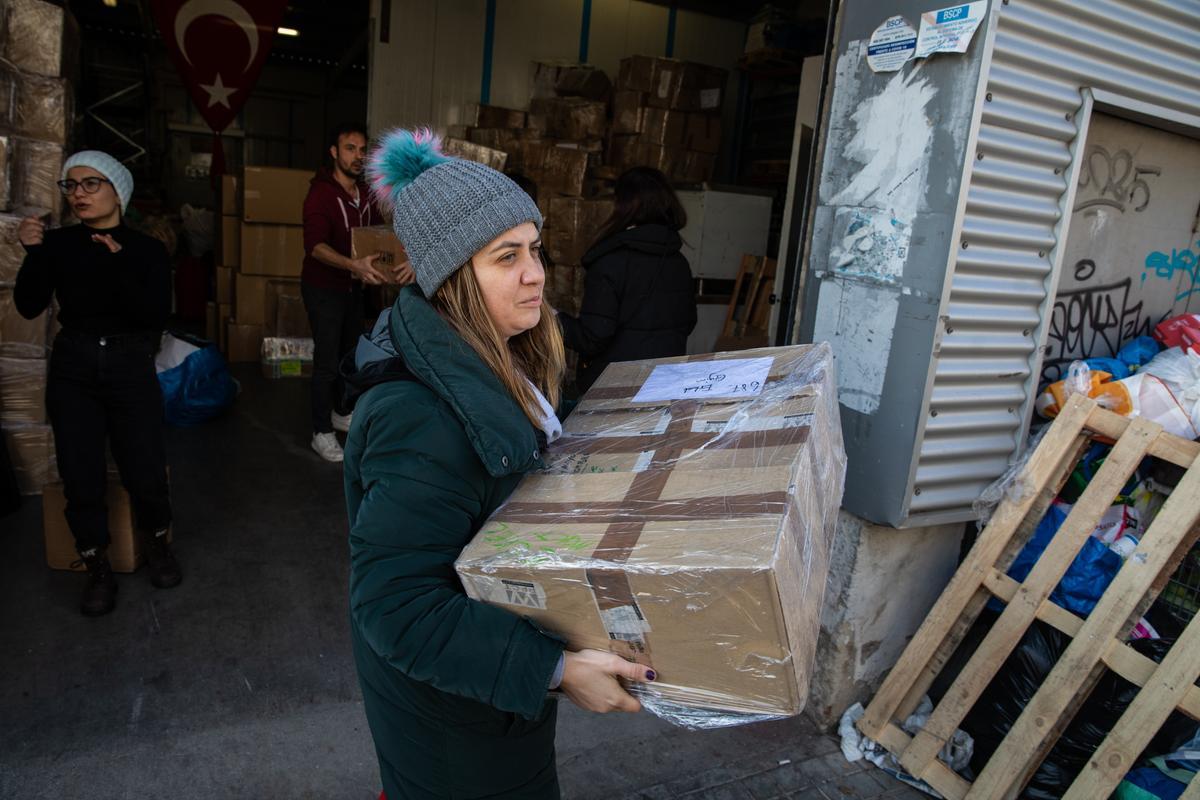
[61,150,134,211]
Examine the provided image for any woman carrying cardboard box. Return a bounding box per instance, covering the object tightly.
[343,129,655,799]
[14,151,180,617]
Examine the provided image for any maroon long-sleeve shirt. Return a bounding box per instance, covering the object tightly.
[301,168,381,291]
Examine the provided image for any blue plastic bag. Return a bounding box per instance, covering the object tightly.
[995,502,1124,616]
[156,332,238,426]
[1117,336,1163,371]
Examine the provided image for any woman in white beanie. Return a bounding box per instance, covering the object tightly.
[14,150,181,617]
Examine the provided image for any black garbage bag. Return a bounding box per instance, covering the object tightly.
[959,620,1197,798]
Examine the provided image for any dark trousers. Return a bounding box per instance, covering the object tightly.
[46,330,172,552]
[302,282,363,433]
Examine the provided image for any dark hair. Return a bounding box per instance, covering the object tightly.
[328,122,367,151]
[590,167,686,250]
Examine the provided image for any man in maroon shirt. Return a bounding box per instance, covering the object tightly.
[302,122,389,462]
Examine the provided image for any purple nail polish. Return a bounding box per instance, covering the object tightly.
[646,670,657,682]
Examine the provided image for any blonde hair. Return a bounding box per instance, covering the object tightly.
[431,263,565,427]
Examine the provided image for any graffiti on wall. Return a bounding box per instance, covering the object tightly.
[1042,268,1165,383]
[1074,145,1160,214]
[1143,239,1200,303]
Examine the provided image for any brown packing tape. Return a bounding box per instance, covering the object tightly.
[496,492,791,525]
[583,400,701,663]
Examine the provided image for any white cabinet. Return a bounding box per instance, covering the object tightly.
[677,188,773,280]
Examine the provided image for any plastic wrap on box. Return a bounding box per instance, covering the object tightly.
[443,137,508,172]
[266,281,310,338]
[0,285,48,356]
[472,104,526,129]
[612,90,646,135]
[261,336,313,378]
[4,421,55,494]
[554,65,612,101]
[10,137,63,219]
[529,97,607,141]
[544,197,613,266]
[2,0,66,78]
[7,75,70,145]
[521,142,587,198]
[0,134,9,209]
[456,345,847,729]
[0,355,45,424]
[643,108,685,146]
[0,212,24,283]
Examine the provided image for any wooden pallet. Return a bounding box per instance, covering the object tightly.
[858,394,1200,800]
[717,254,775,345]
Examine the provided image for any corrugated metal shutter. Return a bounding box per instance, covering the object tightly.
[906,0,1200,521]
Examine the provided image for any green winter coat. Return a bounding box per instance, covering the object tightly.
[344,287,565,799]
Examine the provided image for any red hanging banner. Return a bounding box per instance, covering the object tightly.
[152,0,289,166]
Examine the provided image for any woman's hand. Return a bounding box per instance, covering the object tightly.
[17,216,44,246]
[559,649,656,714]
[350,253,387,285]
[91,233,122,253]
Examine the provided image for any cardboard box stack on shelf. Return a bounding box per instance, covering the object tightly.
[0,0,79,501]
[609,56,725,183]
[215,167,315,374]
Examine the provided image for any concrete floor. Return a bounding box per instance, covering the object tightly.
[0,366,923,800]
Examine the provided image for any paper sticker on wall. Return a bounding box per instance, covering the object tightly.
[867,15,917,73]
[915,1,987,58]
[829,209,911,284]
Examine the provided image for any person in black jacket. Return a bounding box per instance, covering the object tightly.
[558,167,697,392]
[14,150,179,617]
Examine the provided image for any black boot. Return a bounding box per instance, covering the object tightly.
[143,528,182,589]
[76,547,118,617]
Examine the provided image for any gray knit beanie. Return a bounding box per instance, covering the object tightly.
[366,128,542,297]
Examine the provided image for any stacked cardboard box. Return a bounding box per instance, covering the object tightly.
[0,0,78,498]
[215,167,314,365]
[609,56,724,183]
[457,344,846,723]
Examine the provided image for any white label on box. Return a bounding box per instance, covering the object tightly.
[464,574,547,610]
[699,88,721,109]
[600,603,651,637]
[915,1,986,58]
[633,450,656,472]
[633,357,774,403]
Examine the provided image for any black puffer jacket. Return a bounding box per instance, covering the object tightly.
[559,224,697,392]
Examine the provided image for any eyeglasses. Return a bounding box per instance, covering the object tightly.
[57,177,113,195]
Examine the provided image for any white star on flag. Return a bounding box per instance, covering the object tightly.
[200,73,236,108]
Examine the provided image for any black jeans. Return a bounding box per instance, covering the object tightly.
[46,330,172,552]
[302,282,363,433]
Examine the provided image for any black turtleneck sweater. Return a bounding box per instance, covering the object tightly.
[14,223,171,336]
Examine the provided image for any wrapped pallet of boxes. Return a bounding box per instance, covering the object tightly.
[471,104,527,129]
[1,0,79,80]
[0,355,46,425]
[0,214,24,283]
[443,137,508,172]
[456,344,847,725]
[0,285,49,357]
[4,421,56,495]
[261,336,313,379]
[543,197,613,266]
[522,143,588,198]
[10,136,63,218]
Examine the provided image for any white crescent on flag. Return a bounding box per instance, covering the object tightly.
[174,0,259,71]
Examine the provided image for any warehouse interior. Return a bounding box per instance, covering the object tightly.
[0,1,931,798]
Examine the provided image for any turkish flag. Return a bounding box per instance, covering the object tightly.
[152,0,288,172]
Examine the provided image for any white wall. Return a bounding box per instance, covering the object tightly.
[368,0,746,134]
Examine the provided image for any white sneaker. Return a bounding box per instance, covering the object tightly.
[311,432,344,463]
[331,410,353,433]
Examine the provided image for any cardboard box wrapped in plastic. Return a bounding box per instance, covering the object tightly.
[456,345,846,727]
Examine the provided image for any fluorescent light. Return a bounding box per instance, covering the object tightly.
[102,0,118,7]
[277,26,299,36]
